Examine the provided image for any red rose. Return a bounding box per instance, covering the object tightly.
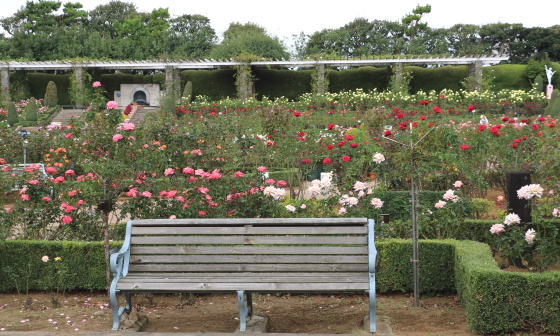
[302,159,311,164]
[433,106,442,114]
[396,112,405,118]
[522,136,527,140]
[323,157,332,164]
[328,124,335,130]
[342,155,351,162]
[532,124,539,130]
[513,139,521,143]
[478,125,486,133]
[384,130,392,137]
[298,131,305,136]
[293,111,301,117]
[345,134,354,141]
[511,143,518,149]
[461,144,469,151]
[501,117,509,122]
[420,100,429,106]
[467,105,475,112]
[427,122,435,127]
[350,142,358,148]
[419,116,427,120]
[338,141,346,147]
[537,116,545,122]
[326,144,334,150]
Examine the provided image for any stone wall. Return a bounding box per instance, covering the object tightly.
[114,84,161,106]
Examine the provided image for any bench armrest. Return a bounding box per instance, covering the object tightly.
[110,220,133,278]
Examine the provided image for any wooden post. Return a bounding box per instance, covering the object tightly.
[1,67,10,106]
[237,65,252,102]
[173,67,181,104]
[468,60,483,92]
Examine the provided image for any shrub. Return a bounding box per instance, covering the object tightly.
[25,97,38,122]
[44,81,58,106]
[7,102,18,126]
[161,95,175,113]
[182,81,193,104]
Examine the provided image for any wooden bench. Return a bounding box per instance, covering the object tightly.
[110,218,377,331]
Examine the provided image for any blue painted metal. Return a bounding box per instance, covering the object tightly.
[368,218,377,332]
[110,220,133,330]
[237,291,247,331]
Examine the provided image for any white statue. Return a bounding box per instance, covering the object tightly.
[480,115,488,125]
[545,65,556,84]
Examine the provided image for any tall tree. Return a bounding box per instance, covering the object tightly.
[88,1,138,39]
[210,22,289,60]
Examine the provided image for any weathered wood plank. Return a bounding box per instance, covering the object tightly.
[129,255,368,264]
[131,218,368,226]
[131,226,367,235]
[130,236,367,245]
[127,263,368,272]
[122,272,367,278]
[117,275,368,283]
[116,282,369,291]
[130,246,368,255]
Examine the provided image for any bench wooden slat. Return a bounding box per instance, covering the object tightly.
[128,263,368,272]
[129,255,368,264]
[121,272,367,278]
[130,236,367,245]
[116,282,369,291]
[118,275,368,283]
[131,226,368,235]
[130,246,368,255]
[131,218,368,226]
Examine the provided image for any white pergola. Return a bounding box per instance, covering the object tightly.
[0,54,509,104]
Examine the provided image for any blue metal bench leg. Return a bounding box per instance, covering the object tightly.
[237,291,252,331]
[109,281,121,330]
[369,274,377,332]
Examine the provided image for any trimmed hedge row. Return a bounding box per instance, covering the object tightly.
[453,240,560,334]
[18,62,556,105]
[1,238,559,333]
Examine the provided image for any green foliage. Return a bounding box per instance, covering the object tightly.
[408,65,468,93]
[0,240,120,292]
[545,89,560,116]
[161,95,175,113]
[534,74,544,92]
[7,102,18,126]
[253,69,312,101]
[453,240,560,334]
[180,70,237,101]
[329,66,391,94]
[182,80,193,103]
[470,198,493,220]
[25,97,37,121]
[486,64,532,91]
[551,93,560,116]
[43,81,58,106]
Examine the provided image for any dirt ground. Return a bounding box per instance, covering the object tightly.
[0,291,474,335]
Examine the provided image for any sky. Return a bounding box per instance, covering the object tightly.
[0,0,557,45]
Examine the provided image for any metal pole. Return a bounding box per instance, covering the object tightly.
[411,148,419,307]
[23,140,27,165]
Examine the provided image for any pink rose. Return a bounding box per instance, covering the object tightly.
[65,170,75,176]
[234,171,244,178]
[164,168,175,176]
[112,134,123,142]
[42,197,51,203]
[21,194,29,201]
[62,216,72,224]
[92,81,101,88]
[182,167,195,175]
[28,180,39,185]
[140,191,152,198]
[106,101,118,109]
[46,167,57,175]
[65,133,73,139]
[257,166,267,173]
[121,123,135,131]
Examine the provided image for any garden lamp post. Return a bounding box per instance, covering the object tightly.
[18,130,30,165]
[382,123,436,307]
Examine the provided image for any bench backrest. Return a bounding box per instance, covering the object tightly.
[123,218,375,276]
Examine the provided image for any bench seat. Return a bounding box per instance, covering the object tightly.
[110,218,376,332]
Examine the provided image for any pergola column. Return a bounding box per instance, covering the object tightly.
[165,66,180,100]
[1,67,10,106]
[468,60,483,92]
[74,66,84,108]
[393,63,404,91]
[237,65,253,102]
[316,63,326,96]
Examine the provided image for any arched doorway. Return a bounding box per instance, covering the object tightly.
[133,90,148,105]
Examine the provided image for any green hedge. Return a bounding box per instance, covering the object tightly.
[408,65,468,93]
[27,73,72,105]
[328,66,391,94]
[486,64,532,91]
[453,240,560,334]
[254,69,312,101]
[1,238,559,334]
[181,69,237,101]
